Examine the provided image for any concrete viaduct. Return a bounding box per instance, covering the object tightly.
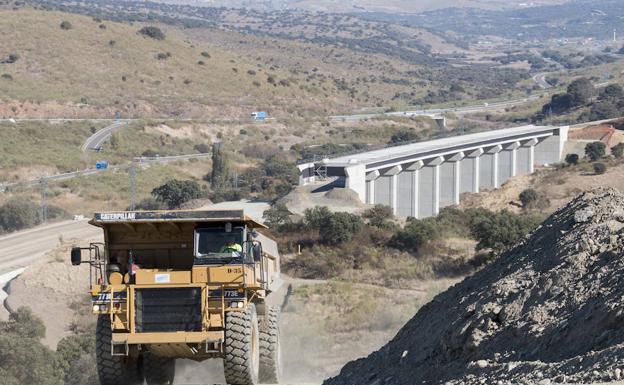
[297,125,569,218]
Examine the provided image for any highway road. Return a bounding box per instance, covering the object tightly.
[81,120,129,152]
[0,220,102,275]
[330,94,545,122]
[0,153,212,191]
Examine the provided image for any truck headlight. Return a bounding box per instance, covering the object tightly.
[93,305,100,312]
[100,305,108,312]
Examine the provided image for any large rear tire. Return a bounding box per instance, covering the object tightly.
[144,353,176,385]
[96,315,141,385]
[224,304,260,385]
[259,306,281,384]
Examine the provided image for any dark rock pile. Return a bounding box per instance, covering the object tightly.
[325,188,624,385]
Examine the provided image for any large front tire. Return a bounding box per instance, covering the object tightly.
[259,306,281,384]
[224,304,260,385]
[144,353,176,385]
[96,315,141,385]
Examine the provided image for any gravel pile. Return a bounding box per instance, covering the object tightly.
[325,188,624,385]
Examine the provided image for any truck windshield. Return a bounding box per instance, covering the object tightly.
[194,227,244,264]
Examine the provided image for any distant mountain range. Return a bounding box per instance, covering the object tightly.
[155,0,569,13]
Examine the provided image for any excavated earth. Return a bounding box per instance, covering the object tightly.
[325,188,624,385]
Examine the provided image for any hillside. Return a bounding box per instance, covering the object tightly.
[0,9,353,118]
[10,0,542,111]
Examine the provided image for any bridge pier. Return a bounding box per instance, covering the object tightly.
[299,125,569,219]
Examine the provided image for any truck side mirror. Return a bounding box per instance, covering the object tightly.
[71,247,82,266]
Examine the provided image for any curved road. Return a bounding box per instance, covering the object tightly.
[81,120,129,152]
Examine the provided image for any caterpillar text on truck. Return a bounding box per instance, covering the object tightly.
[71,209,282,385]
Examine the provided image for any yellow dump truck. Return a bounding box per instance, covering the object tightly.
[70,210,282,385]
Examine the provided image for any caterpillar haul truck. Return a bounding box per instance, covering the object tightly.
[70,210,282,385]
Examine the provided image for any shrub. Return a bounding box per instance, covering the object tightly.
[565,153,579,165]
[132,197,165,210]
[109,132,122,150]
[141,149,159,157]
[593,162,607,175]
[151,179,204,209]
[60,21,72,30]
[0,307,63,385]
[197,60,205,65]
[155,52,170,60]
[611,143,624,159]
[138,26,165,40]
[0,198,40,233]
[585,141,606,161]
[391,218,439,251]
[303,206,332,230]
[1,73,13,80]
[389,129,419,145]
[200,51,210,58]
[194,143,210,153]
[362,205,394,229]
[320,212,363,245]
[3,53,19,64]
[470,210,541,252]
[519,188,539,208]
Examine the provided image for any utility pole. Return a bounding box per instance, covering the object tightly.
[40,178,48,224]
[129,163,136,211]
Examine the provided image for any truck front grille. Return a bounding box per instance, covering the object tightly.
[135,287,202,333]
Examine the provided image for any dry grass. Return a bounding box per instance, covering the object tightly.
[0,9,353,117]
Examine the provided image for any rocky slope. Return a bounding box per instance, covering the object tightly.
[325,188,624,384]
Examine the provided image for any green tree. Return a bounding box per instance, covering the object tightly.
[362,204,394,229]
[612,143,624,159]
[585,141,606,161]
[320,212,363,245]
[599,84,624,100]
[151,179,203,209]
[567,78,594,107]
[565,153,579,165]
[210,144,229,189]
[587,100,619,121]
[263,204,291,228]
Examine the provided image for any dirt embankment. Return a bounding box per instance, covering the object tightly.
[5,243,92,348]
[326,188,624,385]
